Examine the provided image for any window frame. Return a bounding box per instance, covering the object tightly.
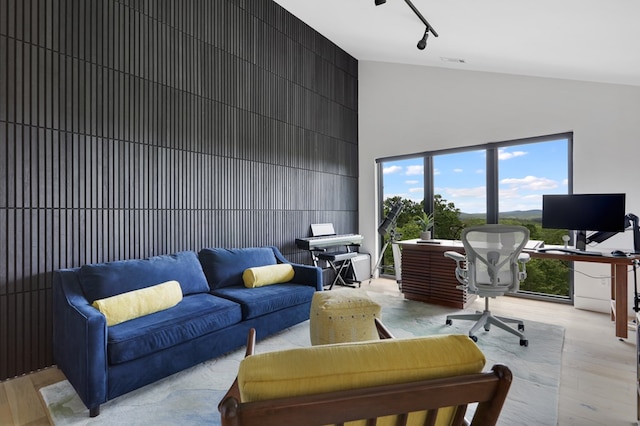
[376,132,574,303]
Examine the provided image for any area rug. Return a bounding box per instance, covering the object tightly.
[40,288,564,425]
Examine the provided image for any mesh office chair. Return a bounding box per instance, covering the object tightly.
[444,224,531,347]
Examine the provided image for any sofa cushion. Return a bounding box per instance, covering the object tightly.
[106,293,242,365]
[92,280,183,326]
[243,264,295,288]
[213,284,315,320]
[79,251,210,303]
[199,247,278,290]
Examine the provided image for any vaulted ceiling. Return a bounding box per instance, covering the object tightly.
[274,0,640,87]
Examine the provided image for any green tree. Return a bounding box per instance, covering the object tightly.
[379,195,465,267]
[382,196,423,229]
[378,195,571,298]
[520,258,570,295]
[432,194,464,239]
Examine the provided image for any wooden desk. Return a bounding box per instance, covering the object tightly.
[397,240,476,309]
[527,248,637,339]
[397,239,638,339]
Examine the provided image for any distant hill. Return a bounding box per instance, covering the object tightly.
[460,210,542,221]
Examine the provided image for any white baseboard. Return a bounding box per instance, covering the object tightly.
[573,295,609,314]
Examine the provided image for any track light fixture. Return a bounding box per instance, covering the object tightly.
[417,27,429,50]
[375,0,438,50]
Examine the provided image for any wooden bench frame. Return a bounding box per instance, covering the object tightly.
[219,320,512,426]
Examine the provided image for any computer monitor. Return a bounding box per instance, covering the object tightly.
[542,193,626,250]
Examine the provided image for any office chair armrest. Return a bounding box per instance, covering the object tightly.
[444,251,468,285]
[444,251,465,262]
[517,253,530,282]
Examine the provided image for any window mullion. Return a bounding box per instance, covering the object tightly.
[486,147,499,224]
[424,156,434,215]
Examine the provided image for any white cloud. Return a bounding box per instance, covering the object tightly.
[498,149,527,160]
[409,187,424,193]
[406,165,424,176]
[444,186,486,198]
[387,191,422,202]
[434,168,441,176]
[500,175,558,191]
[383,165,402,175]
[453,168,463,173]
[405,180,419,185]
[499,187,521,199]
[475,169,484,174]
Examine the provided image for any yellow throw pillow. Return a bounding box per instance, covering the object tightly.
[238,334,485,403]
[242,264,295,288]
[92,280,183,326]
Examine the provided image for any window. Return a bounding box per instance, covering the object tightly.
[377,133,572,301]
[497,138,571,299]
[376,158,425,275]
[433,150,486,238]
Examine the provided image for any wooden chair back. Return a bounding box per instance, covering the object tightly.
[219,323,512,426]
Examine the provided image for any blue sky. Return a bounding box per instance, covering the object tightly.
[382,139,569,213]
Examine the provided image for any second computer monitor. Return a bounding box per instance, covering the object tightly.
[542,193,626,249]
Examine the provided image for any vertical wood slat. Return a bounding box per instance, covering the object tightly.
[0,0,358,379]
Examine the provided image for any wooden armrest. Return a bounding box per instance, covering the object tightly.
[375,318,395,339]
[245,328,256,357]
[218,328,257,410]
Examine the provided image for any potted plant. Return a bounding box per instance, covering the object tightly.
[415,211,434,240]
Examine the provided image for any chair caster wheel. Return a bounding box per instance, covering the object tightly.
[520,339,528,347]
[469,335,478,342]
[445,319,452,326]
[484,326,491,332]
[518,324,525,331]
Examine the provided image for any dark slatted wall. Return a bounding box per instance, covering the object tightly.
[0,0,358,379]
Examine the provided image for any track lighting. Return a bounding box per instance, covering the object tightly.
[375,0,438,50]
[417,27,429,50]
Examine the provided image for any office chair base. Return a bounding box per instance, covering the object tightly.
[446,310,528,346]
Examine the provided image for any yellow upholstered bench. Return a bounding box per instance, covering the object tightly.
[219,328,512,426]
[309,291,381,345]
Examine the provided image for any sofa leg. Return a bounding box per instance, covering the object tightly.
[90,406,100,417]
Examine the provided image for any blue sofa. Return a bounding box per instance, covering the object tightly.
[53,246,322,416]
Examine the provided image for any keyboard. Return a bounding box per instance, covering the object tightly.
[536,247,603,256]
[295,234,363,250]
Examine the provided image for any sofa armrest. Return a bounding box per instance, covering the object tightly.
[53,269,108,413]
[269,246,323,291]
[290,264,323,291]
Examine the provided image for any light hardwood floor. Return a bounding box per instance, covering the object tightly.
[0,278,636,425]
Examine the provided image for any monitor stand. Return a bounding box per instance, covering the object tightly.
[576,230,587,251]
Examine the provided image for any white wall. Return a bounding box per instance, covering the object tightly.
[359,61,640,314]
